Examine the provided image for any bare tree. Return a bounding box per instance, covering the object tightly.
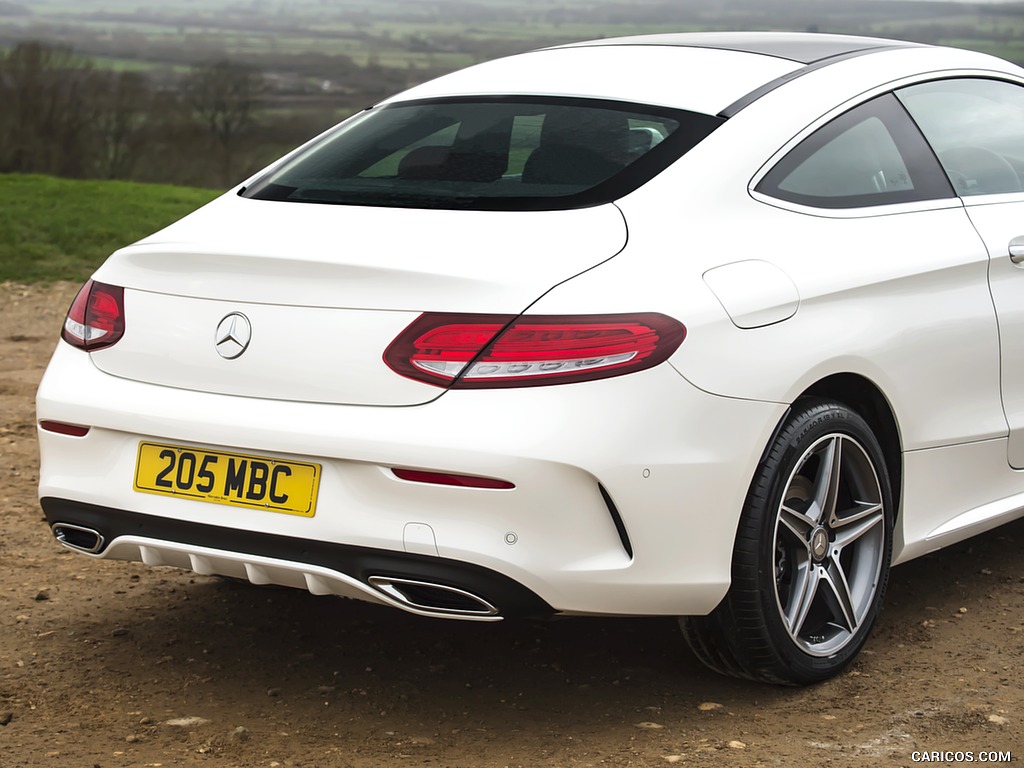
[92,71,152,179]
[0,42,100,177]
[183,60,264,185]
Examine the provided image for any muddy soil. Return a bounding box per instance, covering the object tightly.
[1,280,1021,768]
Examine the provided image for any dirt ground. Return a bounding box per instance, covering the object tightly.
[1,280,1022,768]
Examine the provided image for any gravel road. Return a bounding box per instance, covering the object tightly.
[1,281,1021,767]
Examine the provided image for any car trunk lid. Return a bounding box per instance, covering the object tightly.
[88,194,627,406]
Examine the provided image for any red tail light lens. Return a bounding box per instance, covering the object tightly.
[61,279,125,351]
[384,312,686,388]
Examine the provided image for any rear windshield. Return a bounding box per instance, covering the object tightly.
[243,96,722,211]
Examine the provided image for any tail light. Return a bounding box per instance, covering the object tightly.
[61,279,125,351]
[384,312,685,388]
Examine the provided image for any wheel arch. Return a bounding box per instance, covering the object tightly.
[684,379,901,683]
[798,372,903,521]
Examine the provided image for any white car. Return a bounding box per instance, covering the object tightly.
[37,32,1024,684]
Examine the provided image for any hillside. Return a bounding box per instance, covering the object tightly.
[0,174,220,282]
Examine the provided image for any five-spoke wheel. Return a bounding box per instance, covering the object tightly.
[681,399,893,685]
[774,433,887,658]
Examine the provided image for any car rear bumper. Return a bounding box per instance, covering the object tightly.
[42,497,550,620]
[37,341,787,617]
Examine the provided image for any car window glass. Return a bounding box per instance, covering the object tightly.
[360,124,460,178]
[776,116,913,198]
[757,93,953,209]
[897,78,1024,196]
[508,114,544,176]
[243,97,721,211]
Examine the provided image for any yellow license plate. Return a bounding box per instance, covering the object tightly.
[133,442,320,517]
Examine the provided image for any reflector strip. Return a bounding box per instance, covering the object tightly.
[392,468,515,489]
[39,421,90,437]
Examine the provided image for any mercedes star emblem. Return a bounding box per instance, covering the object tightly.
[214,313,252,360]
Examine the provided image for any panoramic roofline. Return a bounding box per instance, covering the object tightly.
[551,31,925,66]
[384,31,929,122]
[552,32,925,118]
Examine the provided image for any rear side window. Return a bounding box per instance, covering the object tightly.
[897,78,1024,196]
[244,97,722,211]
[756,94,953,209]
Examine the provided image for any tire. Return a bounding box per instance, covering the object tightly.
[681,398,894,685]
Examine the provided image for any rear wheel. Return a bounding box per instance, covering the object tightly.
[681,399,893,684]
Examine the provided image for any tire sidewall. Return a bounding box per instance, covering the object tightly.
[745,401,894,683]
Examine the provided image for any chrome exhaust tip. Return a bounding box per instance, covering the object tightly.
[368,576,498,617]
[52,523,105,554]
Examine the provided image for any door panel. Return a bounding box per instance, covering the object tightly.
[961,201,1024,467]
[899,77,1024,467]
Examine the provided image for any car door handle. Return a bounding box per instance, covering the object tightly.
[1010,236,1024,263]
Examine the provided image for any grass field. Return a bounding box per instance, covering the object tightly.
[0,175,221,282]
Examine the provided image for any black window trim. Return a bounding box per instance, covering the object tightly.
[719,44,918,118]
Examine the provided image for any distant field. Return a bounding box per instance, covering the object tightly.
[933,37,1024,61]
[87,56,190,73]
[8,0,1024,71]
[0,175,221,282]
[3,1,1024,192]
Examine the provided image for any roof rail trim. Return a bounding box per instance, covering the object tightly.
[718,44,918,118]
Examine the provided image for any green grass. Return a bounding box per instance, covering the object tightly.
[0,174,221,283]
[87,56,192,74]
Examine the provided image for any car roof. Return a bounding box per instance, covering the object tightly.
[383,32,1007,118]
[553,31,922,65]
[552,32,931,116]
[384,42,804,115]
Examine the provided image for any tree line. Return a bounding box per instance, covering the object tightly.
[0,41,351,189]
